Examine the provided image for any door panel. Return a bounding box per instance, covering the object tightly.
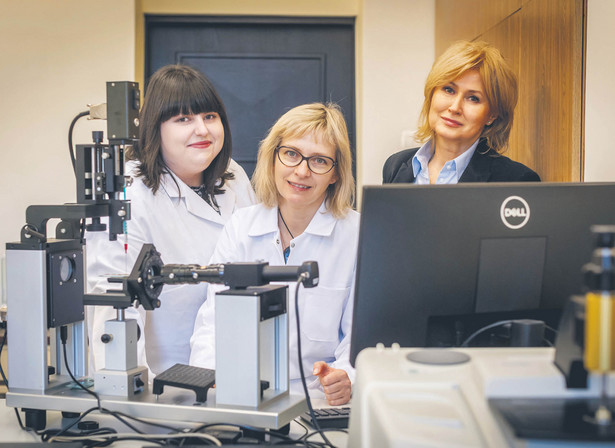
[180,53,325,174]
[146,16,355,179]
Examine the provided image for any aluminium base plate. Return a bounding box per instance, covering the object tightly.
[6,381,307,430]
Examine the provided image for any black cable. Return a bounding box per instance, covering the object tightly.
[46,431,170,448]
[13,408,28,431]
[41,426,117,442]
[302,428,348,443]
[53,330,217,446]
[61,326,102,410]
[242,424,302,445]
[56,327,151,438]
[97,435,165,446]
[0,321,7,387]
[177,423,243,446]
[80,218,86,240]
[460,320,513,347]
[44,412,208,448]
[292,440,328,448]
[105,409,182,432]
[187,421,305,446]
[40,405,99,440]
[40,404,148,442]
[294,276,335,448]
[68,110,90,175]
[99,409,144,434]
[461,319,555,348]
[187,421,241,434]
[52,333,187,444]
[293,417,310,440]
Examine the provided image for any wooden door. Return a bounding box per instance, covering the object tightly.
[435,0,585,181]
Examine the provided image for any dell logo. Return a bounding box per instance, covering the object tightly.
[504,208,528,218]
[500,196,530,229]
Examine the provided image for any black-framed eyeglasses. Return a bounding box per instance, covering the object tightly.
[275,146,337,175]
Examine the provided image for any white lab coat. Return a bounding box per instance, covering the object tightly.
[189,201,359,396]
[86,159,255,376]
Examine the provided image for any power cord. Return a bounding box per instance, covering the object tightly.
[461,319,556,348]
[302,427,349,443]
[294,275,335,448]
[460,319,513,347]
[0,321,8,388]
[185,421,316,446]
[51,325,193,445]
[3,322,189,445]
[60,325,102,410]
[68,110,90,175]
[293,417,310,440]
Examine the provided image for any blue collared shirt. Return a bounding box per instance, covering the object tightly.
[412,139,480,184]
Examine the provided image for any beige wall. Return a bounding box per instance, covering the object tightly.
[140,0,359,14]
[0,0,136,303]
[360,0,435,188]
[584,0,615,181]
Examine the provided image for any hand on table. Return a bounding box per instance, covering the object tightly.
[312,361,351,406]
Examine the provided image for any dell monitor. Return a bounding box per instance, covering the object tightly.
[349,182,615,366]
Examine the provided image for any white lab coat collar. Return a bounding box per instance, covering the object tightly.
[247,200,336,238]
[158,170,234,225]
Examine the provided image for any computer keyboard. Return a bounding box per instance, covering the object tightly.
[300,407,351,429]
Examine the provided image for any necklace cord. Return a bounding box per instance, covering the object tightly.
[278,208,295,239]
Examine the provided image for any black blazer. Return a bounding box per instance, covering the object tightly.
[383,140,541,183]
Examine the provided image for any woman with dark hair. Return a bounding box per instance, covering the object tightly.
[383,40,540,184]
[87,65,255,376]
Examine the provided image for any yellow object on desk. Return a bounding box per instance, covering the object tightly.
[585,291,615,372]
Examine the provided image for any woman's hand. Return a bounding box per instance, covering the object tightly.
[312,361,351,405]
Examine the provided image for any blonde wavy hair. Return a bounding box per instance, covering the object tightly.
[416,40,518,153]
[252,103,355,218]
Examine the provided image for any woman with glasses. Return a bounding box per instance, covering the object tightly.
[190,103,358,405]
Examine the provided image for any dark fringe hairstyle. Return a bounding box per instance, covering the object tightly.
[127,64,234,197]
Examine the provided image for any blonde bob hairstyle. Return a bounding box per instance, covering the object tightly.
[252,103,355,219]
[416,40,518,153]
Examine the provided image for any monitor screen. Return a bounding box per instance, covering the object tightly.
[350,182,615,366]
